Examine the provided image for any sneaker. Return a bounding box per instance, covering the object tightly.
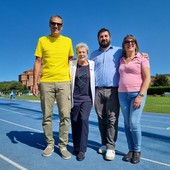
[105,149,115,161]
[42,145,54,157]
[77,152,85,161]
[98,145,106,154]
[60,148,71,160]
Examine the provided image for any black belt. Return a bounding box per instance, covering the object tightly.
[95,86,118,89]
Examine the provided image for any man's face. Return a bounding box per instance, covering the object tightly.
[49,17,63,35]
[98,31,111,48]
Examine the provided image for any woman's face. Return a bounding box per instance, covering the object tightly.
[76,47,88,61]
[124,38,136,52]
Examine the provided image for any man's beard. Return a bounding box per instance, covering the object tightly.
[99,40,110,48]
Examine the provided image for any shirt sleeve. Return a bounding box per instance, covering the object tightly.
[69,39,74,57]
[141,56,150,68]
[34,38,43,58]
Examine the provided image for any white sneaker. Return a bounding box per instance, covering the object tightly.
[98,145,106,154]
[105,149,115,160]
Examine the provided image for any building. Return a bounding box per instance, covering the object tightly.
[18,69,34,90]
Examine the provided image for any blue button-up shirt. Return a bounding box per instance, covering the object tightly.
[90,46,122,87]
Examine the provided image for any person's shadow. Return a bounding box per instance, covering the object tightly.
[6,131,65,156]
[6,130,125,159]
[6,131,47,150]
[6,131,104,156]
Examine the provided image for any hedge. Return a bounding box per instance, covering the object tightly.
[147,86,170,95]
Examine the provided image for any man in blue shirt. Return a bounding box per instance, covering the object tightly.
[90,28,122,161]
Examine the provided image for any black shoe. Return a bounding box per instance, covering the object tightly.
[131,152,141,164]
[77,152,85,161]
[122,151,133,162]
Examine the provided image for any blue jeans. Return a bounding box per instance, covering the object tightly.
[118,92,146,152]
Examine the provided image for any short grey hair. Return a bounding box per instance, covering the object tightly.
[76,43,89,54]
[49,15,63,24]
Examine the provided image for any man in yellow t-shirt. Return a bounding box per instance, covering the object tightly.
[32,15,74,160]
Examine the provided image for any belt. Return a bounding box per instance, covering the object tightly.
[95,86,118,89]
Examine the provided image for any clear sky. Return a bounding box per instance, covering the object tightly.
[0,0,170,82]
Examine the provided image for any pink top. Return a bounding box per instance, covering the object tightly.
[118,53,150,92]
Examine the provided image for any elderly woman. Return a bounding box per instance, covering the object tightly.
[70,43,95,161]
[118,35,151,164]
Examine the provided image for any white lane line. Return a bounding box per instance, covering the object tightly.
[0,119,42,133]
[1,107,169,130]
[0,108,41,118]
[142,157,170,167]
[0,154,28,170]
[1,118,170,167]
[141,125,167,130]
[119,122,167,131]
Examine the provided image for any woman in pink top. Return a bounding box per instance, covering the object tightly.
[118,35,151,164]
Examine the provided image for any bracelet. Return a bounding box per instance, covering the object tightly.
[33,83,39,85]
[138,93,144,97]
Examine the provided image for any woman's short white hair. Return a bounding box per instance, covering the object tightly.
[76,43,89,54]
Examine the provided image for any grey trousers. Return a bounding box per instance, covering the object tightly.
[95,87,120,150]
[39,82,71,150]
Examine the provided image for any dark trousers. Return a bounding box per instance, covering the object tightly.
[95,87,120,150]
[71,101,92,152]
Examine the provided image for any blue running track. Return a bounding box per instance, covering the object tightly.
[0,98,170,170]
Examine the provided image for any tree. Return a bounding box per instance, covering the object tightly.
[152,74,170,86]
[0,81,28,92]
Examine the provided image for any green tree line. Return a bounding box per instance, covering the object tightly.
[0,74,169,95]
[0,81,28,94]
[151,74,170,86]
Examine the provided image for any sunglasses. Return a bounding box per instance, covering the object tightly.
[124,40,136,45]
[50,21,63,26]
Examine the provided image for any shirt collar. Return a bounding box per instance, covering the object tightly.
[99,45,113,52]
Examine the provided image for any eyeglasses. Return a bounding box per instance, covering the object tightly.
[50,21,63,26]
[124,40,136,45]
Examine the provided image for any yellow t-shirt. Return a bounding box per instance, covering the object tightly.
[34,35,74,82]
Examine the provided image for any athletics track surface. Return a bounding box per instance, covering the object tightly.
[0,98,170,170]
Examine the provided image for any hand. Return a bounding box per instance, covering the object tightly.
[133,96,142,109]
[32,84,39,97]
[141,52,149,59]
[68,56,76,62]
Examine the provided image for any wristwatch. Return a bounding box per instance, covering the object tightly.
[138,93,144,97]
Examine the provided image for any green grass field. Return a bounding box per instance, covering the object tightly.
[144,96,170,114]
[1,95,170,114]
[16,95,40,101]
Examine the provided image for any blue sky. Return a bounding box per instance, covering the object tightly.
[0,0,170,82]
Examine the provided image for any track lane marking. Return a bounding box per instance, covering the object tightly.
[118,122,168,131]
[0,118,42,133]
[1,107,168,131]
[1,118,170,167]
[142,157,170,167]
[0,108,40,118]
[0,154,28,170]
